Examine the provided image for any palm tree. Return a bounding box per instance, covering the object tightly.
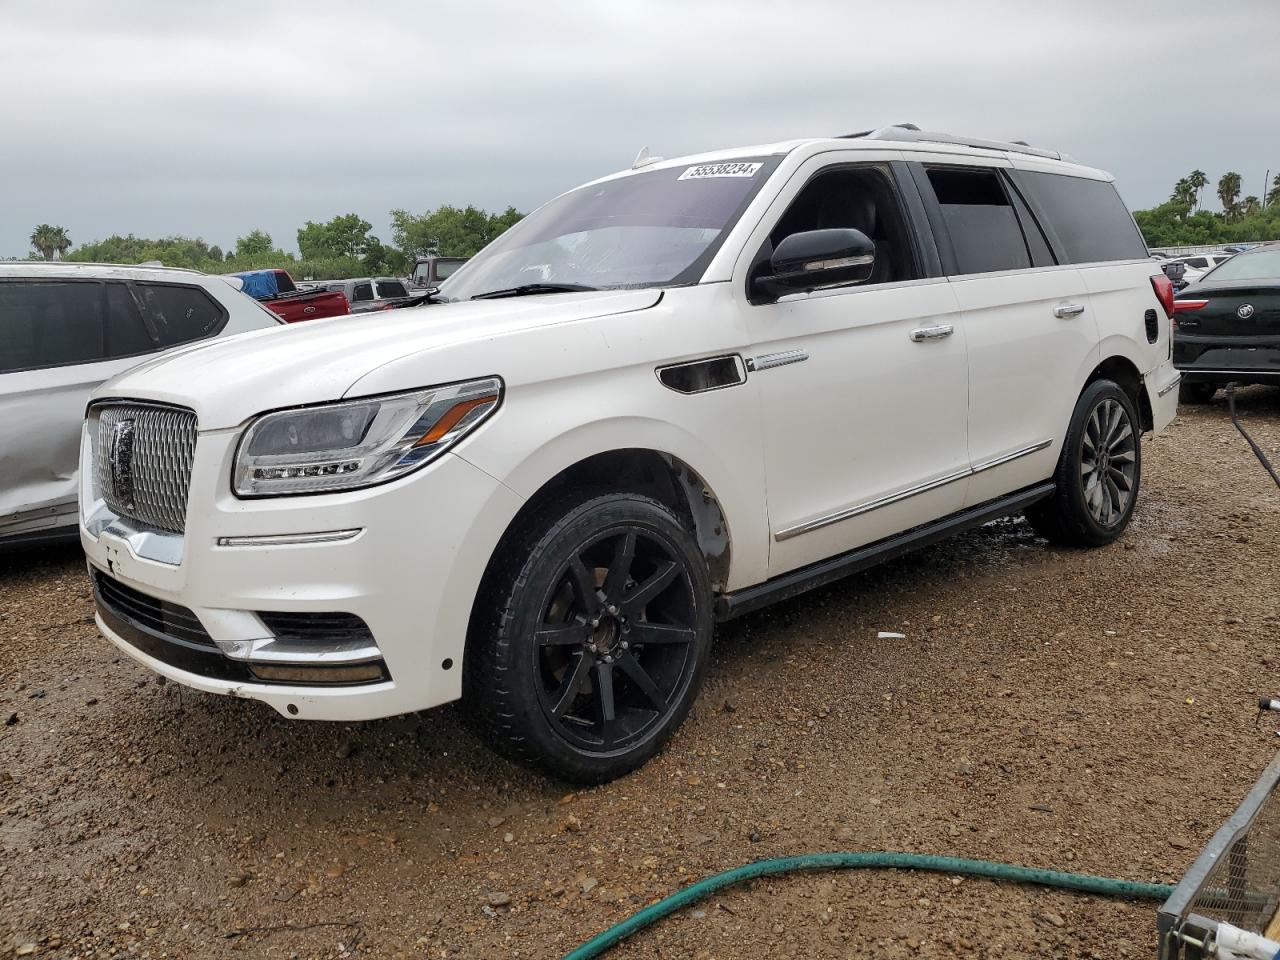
[1267,174,1280,209]
[1188,169,1208,210]
[1218,172,1243,217]
[29,224,71,261]
[1241,196,1261,217]
[1170,177,1196,208]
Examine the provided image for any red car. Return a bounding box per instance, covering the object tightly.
[230,269,349,323]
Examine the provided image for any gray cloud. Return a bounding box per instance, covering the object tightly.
[2,0,1277,258]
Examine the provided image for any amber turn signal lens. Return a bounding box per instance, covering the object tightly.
[413,395,498,447]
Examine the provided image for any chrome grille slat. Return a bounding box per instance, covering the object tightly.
[93,403,197,534]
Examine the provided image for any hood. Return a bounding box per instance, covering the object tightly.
[95,289,661,429]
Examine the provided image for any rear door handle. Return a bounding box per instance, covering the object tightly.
[1054,303,1086,319]
[909,324,955,342]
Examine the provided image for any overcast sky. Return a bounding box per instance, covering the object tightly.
[2,0,1277,259]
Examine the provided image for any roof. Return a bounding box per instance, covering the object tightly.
[0,260,204,276]
[607,124,1103,184]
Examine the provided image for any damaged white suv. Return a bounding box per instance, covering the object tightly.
[82,125,1180,782]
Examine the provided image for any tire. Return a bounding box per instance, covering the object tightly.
[1026,379,1142,547]
[1179,381,1217,404]
[464,491,714,783]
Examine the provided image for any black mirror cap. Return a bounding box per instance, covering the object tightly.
[754,228,876,300]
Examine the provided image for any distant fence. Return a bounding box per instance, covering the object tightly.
[1149,242,1270,257]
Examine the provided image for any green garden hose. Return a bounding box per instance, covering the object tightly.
[562,851,1175,960]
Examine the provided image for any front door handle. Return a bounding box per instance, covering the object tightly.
[1054,303,1086,319]
[909,324,955,342]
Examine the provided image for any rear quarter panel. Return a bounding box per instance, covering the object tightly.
[1082,260,1179,431]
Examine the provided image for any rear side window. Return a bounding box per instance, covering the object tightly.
[130,283,228,348]
[352,282,374,302]
[376,280,407,298]
[435,260,463,279]
[926,167,1031,275]
[1016,172,1148,264]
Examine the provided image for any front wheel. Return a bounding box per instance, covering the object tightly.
[1027,379,1142,547]
[464,492,714,783]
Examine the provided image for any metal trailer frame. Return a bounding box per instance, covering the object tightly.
[1158,751,1280,958]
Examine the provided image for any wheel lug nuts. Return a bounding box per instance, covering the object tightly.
[587,643,598,653]
[604,655,614,663]
[619,641,629,650]
[607,604,619,616]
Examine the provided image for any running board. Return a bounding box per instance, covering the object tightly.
[714,482,1056,621]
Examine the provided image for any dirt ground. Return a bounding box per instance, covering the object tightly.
[3,390,1280,960]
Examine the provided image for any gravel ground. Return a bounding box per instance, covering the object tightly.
[3,390,1280,960]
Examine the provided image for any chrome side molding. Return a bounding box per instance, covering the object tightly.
[775,439,1053,542]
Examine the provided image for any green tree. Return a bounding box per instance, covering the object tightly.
[235,229,274,258]
[1170,178,1195,209]
[30,223,71,261]
[1266,174,1280,209]
[1241,196,1261,217]
[297,213,375,260]
[390,204,524,258]
[1188,169,1208,210]
[1217,172,1243,217]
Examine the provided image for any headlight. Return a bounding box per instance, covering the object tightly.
[232,377,502,497]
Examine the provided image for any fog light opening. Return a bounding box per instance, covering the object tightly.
[248,661,388,685]
[286,703,299,715]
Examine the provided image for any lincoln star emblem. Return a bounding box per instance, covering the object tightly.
[108,418,137,510]
[1238,303,1255,320]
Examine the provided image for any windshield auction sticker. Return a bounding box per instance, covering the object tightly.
[678,162,763,180]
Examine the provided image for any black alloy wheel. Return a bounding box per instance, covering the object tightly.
[465,492,713,783]
[533,527,697,753]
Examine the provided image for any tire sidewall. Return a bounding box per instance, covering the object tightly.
[1061,380,1142,544]
[493,494,714,782]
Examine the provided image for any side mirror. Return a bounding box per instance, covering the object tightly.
[753,228,876,300]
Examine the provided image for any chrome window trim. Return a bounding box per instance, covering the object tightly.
[775,439,1052,542]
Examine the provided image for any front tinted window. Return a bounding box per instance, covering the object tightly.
[1200,250,1280,282]
[352,282,374,302]
[375,280,407,298]
[1017,171,1148,264]
[434,260,464,279]
[439,157,779,300]
[927,167,1031,275]
[1185,257,1208,269]
[0,281,106,372]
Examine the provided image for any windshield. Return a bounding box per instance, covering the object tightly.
[437,157,779,301]
[1203,250,1280,282]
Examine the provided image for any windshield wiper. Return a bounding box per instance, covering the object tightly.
[470,283,599,301]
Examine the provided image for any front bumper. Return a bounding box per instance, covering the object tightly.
[81,425,524,721]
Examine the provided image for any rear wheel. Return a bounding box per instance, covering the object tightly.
[1179,381,1217,404]
[465,492,713,783]
[1027,379,1142,547]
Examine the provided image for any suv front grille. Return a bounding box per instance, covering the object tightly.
[93,402,197,534]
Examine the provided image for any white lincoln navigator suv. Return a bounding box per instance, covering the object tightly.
[82,125,1181,782]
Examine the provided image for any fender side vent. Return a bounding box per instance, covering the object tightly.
[657,355,745,394]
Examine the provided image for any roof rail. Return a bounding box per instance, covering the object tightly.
[841,123,1071,162]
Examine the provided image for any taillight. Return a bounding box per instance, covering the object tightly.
[1173,299,1209,313]
[1150,273,1175,319]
